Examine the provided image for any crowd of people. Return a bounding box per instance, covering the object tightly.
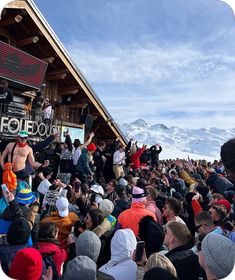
[0,129,234,280]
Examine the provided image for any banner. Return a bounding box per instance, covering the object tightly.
[0,41,48,89]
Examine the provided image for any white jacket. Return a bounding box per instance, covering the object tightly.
[99,229,137,280]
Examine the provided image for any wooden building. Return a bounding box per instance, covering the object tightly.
[0,0,126,145]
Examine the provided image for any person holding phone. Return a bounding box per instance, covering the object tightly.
[99,229,137,280]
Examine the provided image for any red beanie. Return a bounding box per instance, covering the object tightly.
[87,143,97,152]
[9,248,43,280]
[214,199,231,213]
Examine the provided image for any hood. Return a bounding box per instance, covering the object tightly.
[75,231,101,262]
[109,229,136,265]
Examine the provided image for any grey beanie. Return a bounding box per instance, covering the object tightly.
[60,256,97,280]
[99,199,114,218]
[119,177,128,187]
[202,233,235,279]
[75,231,101,262]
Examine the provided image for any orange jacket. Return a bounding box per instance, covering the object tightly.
[41,211,79,247]
[118,202,156,236]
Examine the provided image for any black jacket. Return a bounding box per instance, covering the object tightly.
[165,243,203,280]
[112,199,131,218]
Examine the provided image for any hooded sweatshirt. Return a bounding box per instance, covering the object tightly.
[99,229,137,280]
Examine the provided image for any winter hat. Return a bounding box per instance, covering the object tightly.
[119,177,128,187]
[90,184,104,196]
[144,267,178,280]
[7,218,31,245]
[132,186,146,203]
[99,199,114,217]
[60,255,97,280]
[201,233,235,279]
[15,189,35,205]
[139,216,164,258]
[192,173,202,180]
[214,199,231,214]
[87,143,97,152]
[75,231,101,262]
[56,197,69,217]
[17,130,29,138]
[9,248,43,280]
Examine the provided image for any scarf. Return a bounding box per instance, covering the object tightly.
[17,140,28,148]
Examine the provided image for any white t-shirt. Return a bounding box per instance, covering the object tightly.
[72,147,81,165]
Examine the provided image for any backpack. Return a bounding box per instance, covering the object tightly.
[42,254,59,280]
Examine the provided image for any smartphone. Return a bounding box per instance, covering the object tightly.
[71,226,75,234]
[1,184,9,201]
[135,241,145,262]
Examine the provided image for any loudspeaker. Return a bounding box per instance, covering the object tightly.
[79,115,94,130]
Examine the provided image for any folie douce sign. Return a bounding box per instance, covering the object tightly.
[0,40,48,89]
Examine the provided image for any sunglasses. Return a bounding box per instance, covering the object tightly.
[19,137,28,140]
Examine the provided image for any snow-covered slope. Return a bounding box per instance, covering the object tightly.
[119,119,235,161]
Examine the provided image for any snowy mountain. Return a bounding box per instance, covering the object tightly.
[119,119,235,161]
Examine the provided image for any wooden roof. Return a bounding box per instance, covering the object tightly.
[0,0,127,145]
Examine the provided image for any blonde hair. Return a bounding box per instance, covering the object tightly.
[145,253,177,277]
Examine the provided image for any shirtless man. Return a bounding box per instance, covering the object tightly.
[0,130,49,179]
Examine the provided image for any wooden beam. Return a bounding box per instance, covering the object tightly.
[46,73,67,80]
[47,69,69,76]
[17,36,39,46]
[42,56,55,64]
[0,15,23,26]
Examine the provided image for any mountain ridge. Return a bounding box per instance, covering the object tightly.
[119,119,235,161]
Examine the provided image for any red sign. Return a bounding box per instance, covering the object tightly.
[0,40,48,89]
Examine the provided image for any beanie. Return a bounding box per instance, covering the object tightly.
[132,186,146,203]
[201,233,235,279]
[99,199,114,217]
[60,256,97,280]
[118,177,128,187]
[192,173,202,180]
[9,248,43,280]
[75,231,101,262]
[214,199,231,214]
[7,218,31,245]
[87,143,97,152]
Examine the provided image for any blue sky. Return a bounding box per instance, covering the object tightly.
[35,0,235,129]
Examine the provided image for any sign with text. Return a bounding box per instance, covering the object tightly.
[0,116,57,138]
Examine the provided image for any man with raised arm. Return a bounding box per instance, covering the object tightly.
[1,130,49,179]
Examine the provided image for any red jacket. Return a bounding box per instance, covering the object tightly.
[35,241,67,276]
[118,202,156,236]
[131,147,145,170]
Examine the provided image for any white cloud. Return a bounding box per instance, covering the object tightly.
[67,40,235,85]
[65,40,235,129]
